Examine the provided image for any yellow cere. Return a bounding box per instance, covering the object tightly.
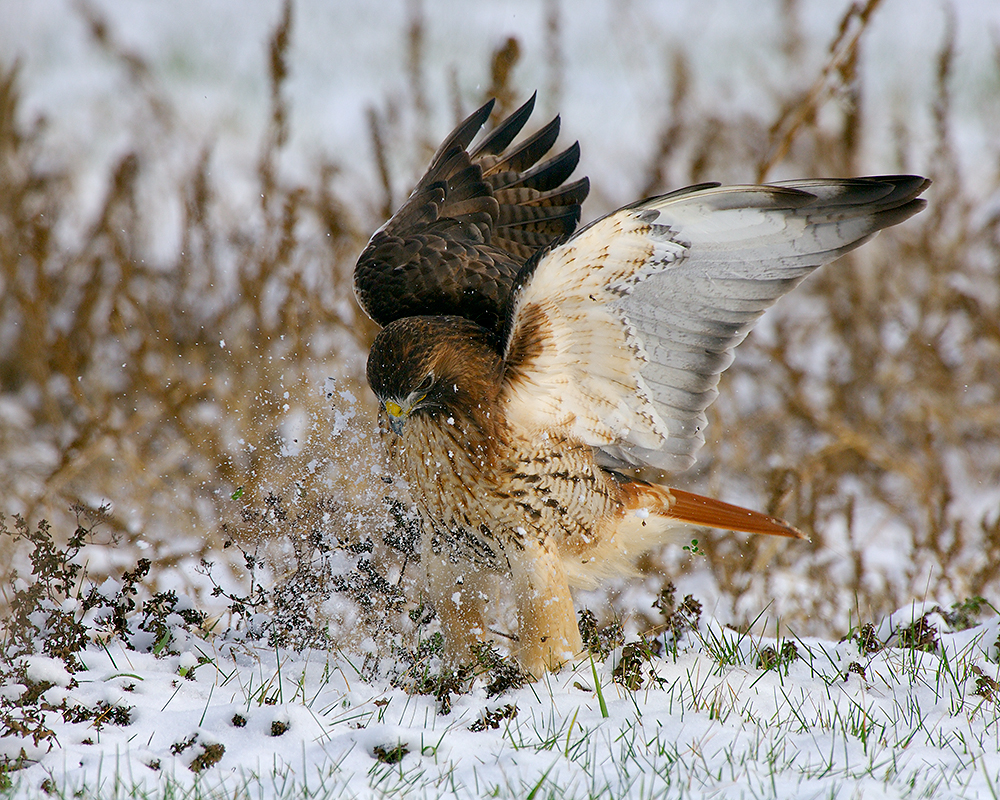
[385,400,404,417]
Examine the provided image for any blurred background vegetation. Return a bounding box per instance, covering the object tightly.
[0,0,998,643]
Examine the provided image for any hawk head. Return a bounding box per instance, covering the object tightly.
[366,316,504,438]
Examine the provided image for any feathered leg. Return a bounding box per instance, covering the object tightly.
[425,542,490,668]
[508,535,583,677]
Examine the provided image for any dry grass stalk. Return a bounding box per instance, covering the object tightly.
[756,0,883,180]
[0,2,997,643]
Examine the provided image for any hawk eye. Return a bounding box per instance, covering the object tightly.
[415,373,435,394]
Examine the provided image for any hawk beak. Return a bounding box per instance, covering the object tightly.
[385,400,407,435]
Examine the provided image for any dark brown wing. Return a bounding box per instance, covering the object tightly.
[354,94,590,335]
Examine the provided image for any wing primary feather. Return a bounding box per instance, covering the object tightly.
[470,92,537,156]
[481,116,563,177]
[354,95,589,333]
[623,182,724,210]
[514,141,582,192]
[434,99,496,158]
[499,176,591,209]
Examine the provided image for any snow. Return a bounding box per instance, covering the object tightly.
[21,656,72,689]
[1,605,997,798]
[2,0,1000,796]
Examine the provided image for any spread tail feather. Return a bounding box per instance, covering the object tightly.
[662,487,806,539]
[561,478,805,589]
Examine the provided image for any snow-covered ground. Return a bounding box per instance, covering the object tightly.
[2,0,1000,797]
[4,602,999,799]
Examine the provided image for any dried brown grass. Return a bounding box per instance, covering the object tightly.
[1,1,997,639]
[632,0,1000,632]
[0,4,378,577]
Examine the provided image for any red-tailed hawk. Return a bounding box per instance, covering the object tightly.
[355,95,928,676]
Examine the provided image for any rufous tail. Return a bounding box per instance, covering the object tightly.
[561,479,806,589]
[618,479,807,540]
[662,487,806,539]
